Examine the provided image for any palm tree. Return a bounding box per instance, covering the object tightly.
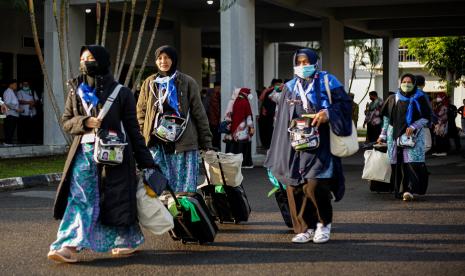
[27,0,71,144]
[100,0,110,46]
[95,0,102,45]
[52,0,69,98]
[357,39,381,105]
[132,0,164,93]
[115,0,136,80]
[113,0,128,75]
[124,0,152,86]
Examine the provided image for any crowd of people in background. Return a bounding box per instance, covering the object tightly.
[0,79,42,145]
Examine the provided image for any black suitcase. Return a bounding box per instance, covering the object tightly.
[162,187,218,244]
[201,154,251,224]
[274,182,293,228]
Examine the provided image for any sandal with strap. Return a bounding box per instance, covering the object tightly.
[47,248,78,263]
[111,247,138,256]
[291,229,314,244]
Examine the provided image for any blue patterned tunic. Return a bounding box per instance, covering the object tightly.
[50,144,144,252]
[149,144,199,192]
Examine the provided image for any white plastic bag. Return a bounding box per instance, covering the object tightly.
[136,180,174,235]
[362,149,391,183]
[424,128,432,152]
[200,151,243,187]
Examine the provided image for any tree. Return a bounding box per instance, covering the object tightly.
[113,0,128,75]
[115,0,137,80]
[100,0,110,47]
[401,37,465,95]
[132,0,164,93]
[124,0,153,87]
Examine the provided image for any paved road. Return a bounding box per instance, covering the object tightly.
[0,153,464,275]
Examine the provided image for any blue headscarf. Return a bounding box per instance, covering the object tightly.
[396,88,423,125]
[78,82,99,106]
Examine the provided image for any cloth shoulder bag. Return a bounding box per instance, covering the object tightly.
[136,178,174,235]
[362,149,392,183]
[199,151,243,188]
[323,75,359,157]
[92,84,128,166]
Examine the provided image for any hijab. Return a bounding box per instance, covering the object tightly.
[231,88,253,134]
[154,45,180,115]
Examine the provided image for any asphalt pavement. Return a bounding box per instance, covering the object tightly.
[0,152,464,275]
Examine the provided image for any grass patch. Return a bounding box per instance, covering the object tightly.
[0,155,66,179]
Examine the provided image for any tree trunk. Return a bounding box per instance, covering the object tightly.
[113,0,128,75]
[116,0,136,80]
[101,0,110,46]
[132,0,164,93]
[95,0,101,45]
[124,0,152,87]
[446,70,455,99]
[53,0,69,98]
[358,67,375,105]
[348,48,360,94]
[27,0,71,145]
[65,0,73,77]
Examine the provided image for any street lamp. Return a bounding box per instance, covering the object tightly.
[207,0,214,5]
[85,8,91,14]
[289,22,295,27]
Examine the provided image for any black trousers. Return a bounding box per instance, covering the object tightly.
[3,115,18,144]
[225,140,253,167]
[17,115,34,144]
[366,123,382,143]
[393,148,429,198]
[258,115,274,149]
[286,179,333,234]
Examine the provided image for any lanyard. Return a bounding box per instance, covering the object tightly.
[151,72,177,114]
[295,79,314,112]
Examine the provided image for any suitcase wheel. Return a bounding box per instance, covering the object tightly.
[234,219,240,224]
[182,239,187,244]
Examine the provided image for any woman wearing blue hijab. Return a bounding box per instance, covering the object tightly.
[265,48,352,244]
[378,73,431,201]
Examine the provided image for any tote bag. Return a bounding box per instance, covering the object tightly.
[324,75,359,157]
[136,180,174,235]
[200,151,243,187]
[362,149,392,183]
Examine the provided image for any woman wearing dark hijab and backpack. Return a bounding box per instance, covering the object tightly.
[377,73,431,201]
[48,46,156,263]
[137,45,212,193]
[265,48,352,244]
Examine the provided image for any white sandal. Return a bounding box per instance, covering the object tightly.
[292,229,315,243]
[112,247,138,256]
[47,247,78,263]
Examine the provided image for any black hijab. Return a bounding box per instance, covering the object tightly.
[80,45,111,76]
[381,73,431,139]
[155,45,178,76]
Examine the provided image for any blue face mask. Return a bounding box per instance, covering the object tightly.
[294,64,316,79]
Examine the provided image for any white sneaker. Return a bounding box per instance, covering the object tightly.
[313,223,331,244]
[432,152,447,157]
[242,165,254,169]
[291,229,315,243]
[403,192,414,201]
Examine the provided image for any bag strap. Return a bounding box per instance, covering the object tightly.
[201,156,212,186]
[216,153,227,186]
[97,84,123,120]
[323,74,332,105]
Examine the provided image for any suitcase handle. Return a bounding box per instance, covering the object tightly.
[165,184,182,210]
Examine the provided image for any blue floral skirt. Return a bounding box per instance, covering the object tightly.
[50,143,144,253]
[149,144,199,192]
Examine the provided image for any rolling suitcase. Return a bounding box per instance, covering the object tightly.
[201,154,251,224]
[161,186,218,244]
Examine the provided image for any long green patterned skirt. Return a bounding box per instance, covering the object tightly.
[50,143,144,253]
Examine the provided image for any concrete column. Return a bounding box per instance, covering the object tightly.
[321,18,345,84]
[220,0,257,154]
[68,6,86,77]
[263,42,279,88]
[382,37,399,99]
[179,24,202,86]
[43,1,85,145]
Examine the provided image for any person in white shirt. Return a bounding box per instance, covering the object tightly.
[17,81,40,144]
[3,80,22,145]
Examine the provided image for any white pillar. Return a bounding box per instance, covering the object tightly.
[263,42,279,87]
[43,1,85,145]
[179,24,202,86]
[383,37,399,99]
[321,18,345,84]
[220,0,257,154]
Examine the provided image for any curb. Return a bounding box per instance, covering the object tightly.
[0,172,61,192]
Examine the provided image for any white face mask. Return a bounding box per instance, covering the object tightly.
[436,97,442,102]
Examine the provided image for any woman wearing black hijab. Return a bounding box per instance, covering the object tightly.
[378,73,431,201]
[137,45,212,192]
[48,45,155,263]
